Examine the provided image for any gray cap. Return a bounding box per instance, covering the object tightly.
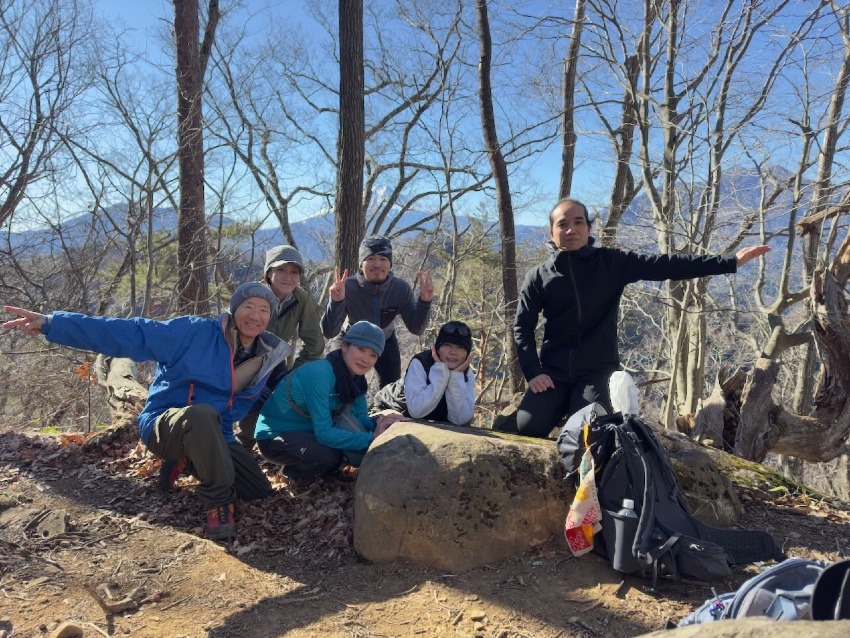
[264,245,304,275]
[342,321,386,356]
[229,281,279,316]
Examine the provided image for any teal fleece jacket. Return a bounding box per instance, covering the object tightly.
[255,358,376,451]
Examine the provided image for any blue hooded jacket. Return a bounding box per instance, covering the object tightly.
[43,311,290,445]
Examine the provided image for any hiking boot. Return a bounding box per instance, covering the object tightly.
[158,457,189,492]
[205,502,236,540]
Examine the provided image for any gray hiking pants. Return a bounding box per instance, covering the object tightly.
[147,404,272,508]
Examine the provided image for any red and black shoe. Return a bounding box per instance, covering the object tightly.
[205,502,236,540]
[158,457,189,492]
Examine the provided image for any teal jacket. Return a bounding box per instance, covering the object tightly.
[255,358,376,451]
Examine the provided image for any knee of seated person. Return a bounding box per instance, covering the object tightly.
[516,411,553,438]
[182,404,222,431]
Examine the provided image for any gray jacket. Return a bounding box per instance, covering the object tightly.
[321,272,432,340]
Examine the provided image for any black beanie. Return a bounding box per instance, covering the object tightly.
[435,321,472,354]
[359,236,393,266]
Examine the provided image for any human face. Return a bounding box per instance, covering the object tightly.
[340,342,379,376]
[267,263,301,299]
[233,298,271,346]
[437,343,468,370]
[360,254,391,283]
[549,201,590,251]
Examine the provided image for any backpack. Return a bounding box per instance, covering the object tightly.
[679,558,828,625]
[560,409,781,585]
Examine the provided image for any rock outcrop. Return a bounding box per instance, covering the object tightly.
[353,419,774,571]
[353,422,570,571]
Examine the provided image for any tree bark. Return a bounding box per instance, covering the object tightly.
[174,0,215,314]
[334,0,366,273]
[476,0,522,393]
[558,0,585,200]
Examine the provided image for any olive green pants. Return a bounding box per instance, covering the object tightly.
[147,404,272,508]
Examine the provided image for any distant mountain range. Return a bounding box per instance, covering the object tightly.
[4,204,550,266]
[5,168,834,273]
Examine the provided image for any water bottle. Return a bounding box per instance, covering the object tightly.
[608,497,640,573]
[618,498,639,519]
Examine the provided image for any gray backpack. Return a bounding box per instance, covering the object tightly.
[679,558,832,625]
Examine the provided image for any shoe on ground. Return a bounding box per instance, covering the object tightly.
[158,456,189,492]
[205,502,236,540]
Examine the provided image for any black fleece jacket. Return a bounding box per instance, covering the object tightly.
[513,239,737,382]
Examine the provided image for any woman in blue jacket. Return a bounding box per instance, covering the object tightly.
[3,282,290,540]
[256,320,403,479]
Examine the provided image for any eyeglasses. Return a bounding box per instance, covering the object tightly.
[442,323,471,337]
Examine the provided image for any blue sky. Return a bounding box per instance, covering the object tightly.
[87,0,592,227]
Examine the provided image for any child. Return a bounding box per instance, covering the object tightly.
[373,320,476,425]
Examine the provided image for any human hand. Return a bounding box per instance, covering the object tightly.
[457,352,474,373]
[430,344,441,362]
[416,269,434,302]
[528,373,555,394]
[735,245,771,268]
[2,306,46,337]
[329,267,348,302]
[374,412,406,436]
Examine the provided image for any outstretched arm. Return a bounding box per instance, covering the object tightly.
[736,245,771,268]
[2,306,46,337]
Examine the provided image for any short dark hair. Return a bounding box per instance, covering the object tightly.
[549,198,591,228]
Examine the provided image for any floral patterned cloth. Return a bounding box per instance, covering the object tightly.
[564,425,602,556]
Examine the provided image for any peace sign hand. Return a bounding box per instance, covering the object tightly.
[330,267,349,303]
[416,269,434,302]
[3,306,47,337]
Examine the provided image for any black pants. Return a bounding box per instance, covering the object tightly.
[373,332,401,389]
[515,372,614,438]
[149,404,272,507]
[257,432,367,480]
[235,362,290,449]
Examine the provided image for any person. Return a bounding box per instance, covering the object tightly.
[321,236,434,388]
[2,282,291,540]
[235,245,324,449]
[511,197,771,438]
[254,321,404,480]
[372,320,476,426]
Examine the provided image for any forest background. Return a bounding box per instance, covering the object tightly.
[1,0,850,498]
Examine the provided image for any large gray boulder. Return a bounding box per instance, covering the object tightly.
[353,422,570,571]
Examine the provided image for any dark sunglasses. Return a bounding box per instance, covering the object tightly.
[442,323,471,337]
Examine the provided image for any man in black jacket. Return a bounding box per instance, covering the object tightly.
[511,198,770,438]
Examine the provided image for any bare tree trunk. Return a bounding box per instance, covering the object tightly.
[173,0,218,314]
[475,0,522,393]
[600,54,639,246]
[558,0,585,199]
[334,0,366,273]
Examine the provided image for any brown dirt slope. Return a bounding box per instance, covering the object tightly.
[0,428,848,638]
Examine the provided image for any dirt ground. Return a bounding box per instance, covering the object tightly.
[1,428,848,638]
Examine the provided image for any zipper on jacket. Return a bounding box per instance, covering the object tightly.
[566,253,582,378]
[225,338,237,411]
